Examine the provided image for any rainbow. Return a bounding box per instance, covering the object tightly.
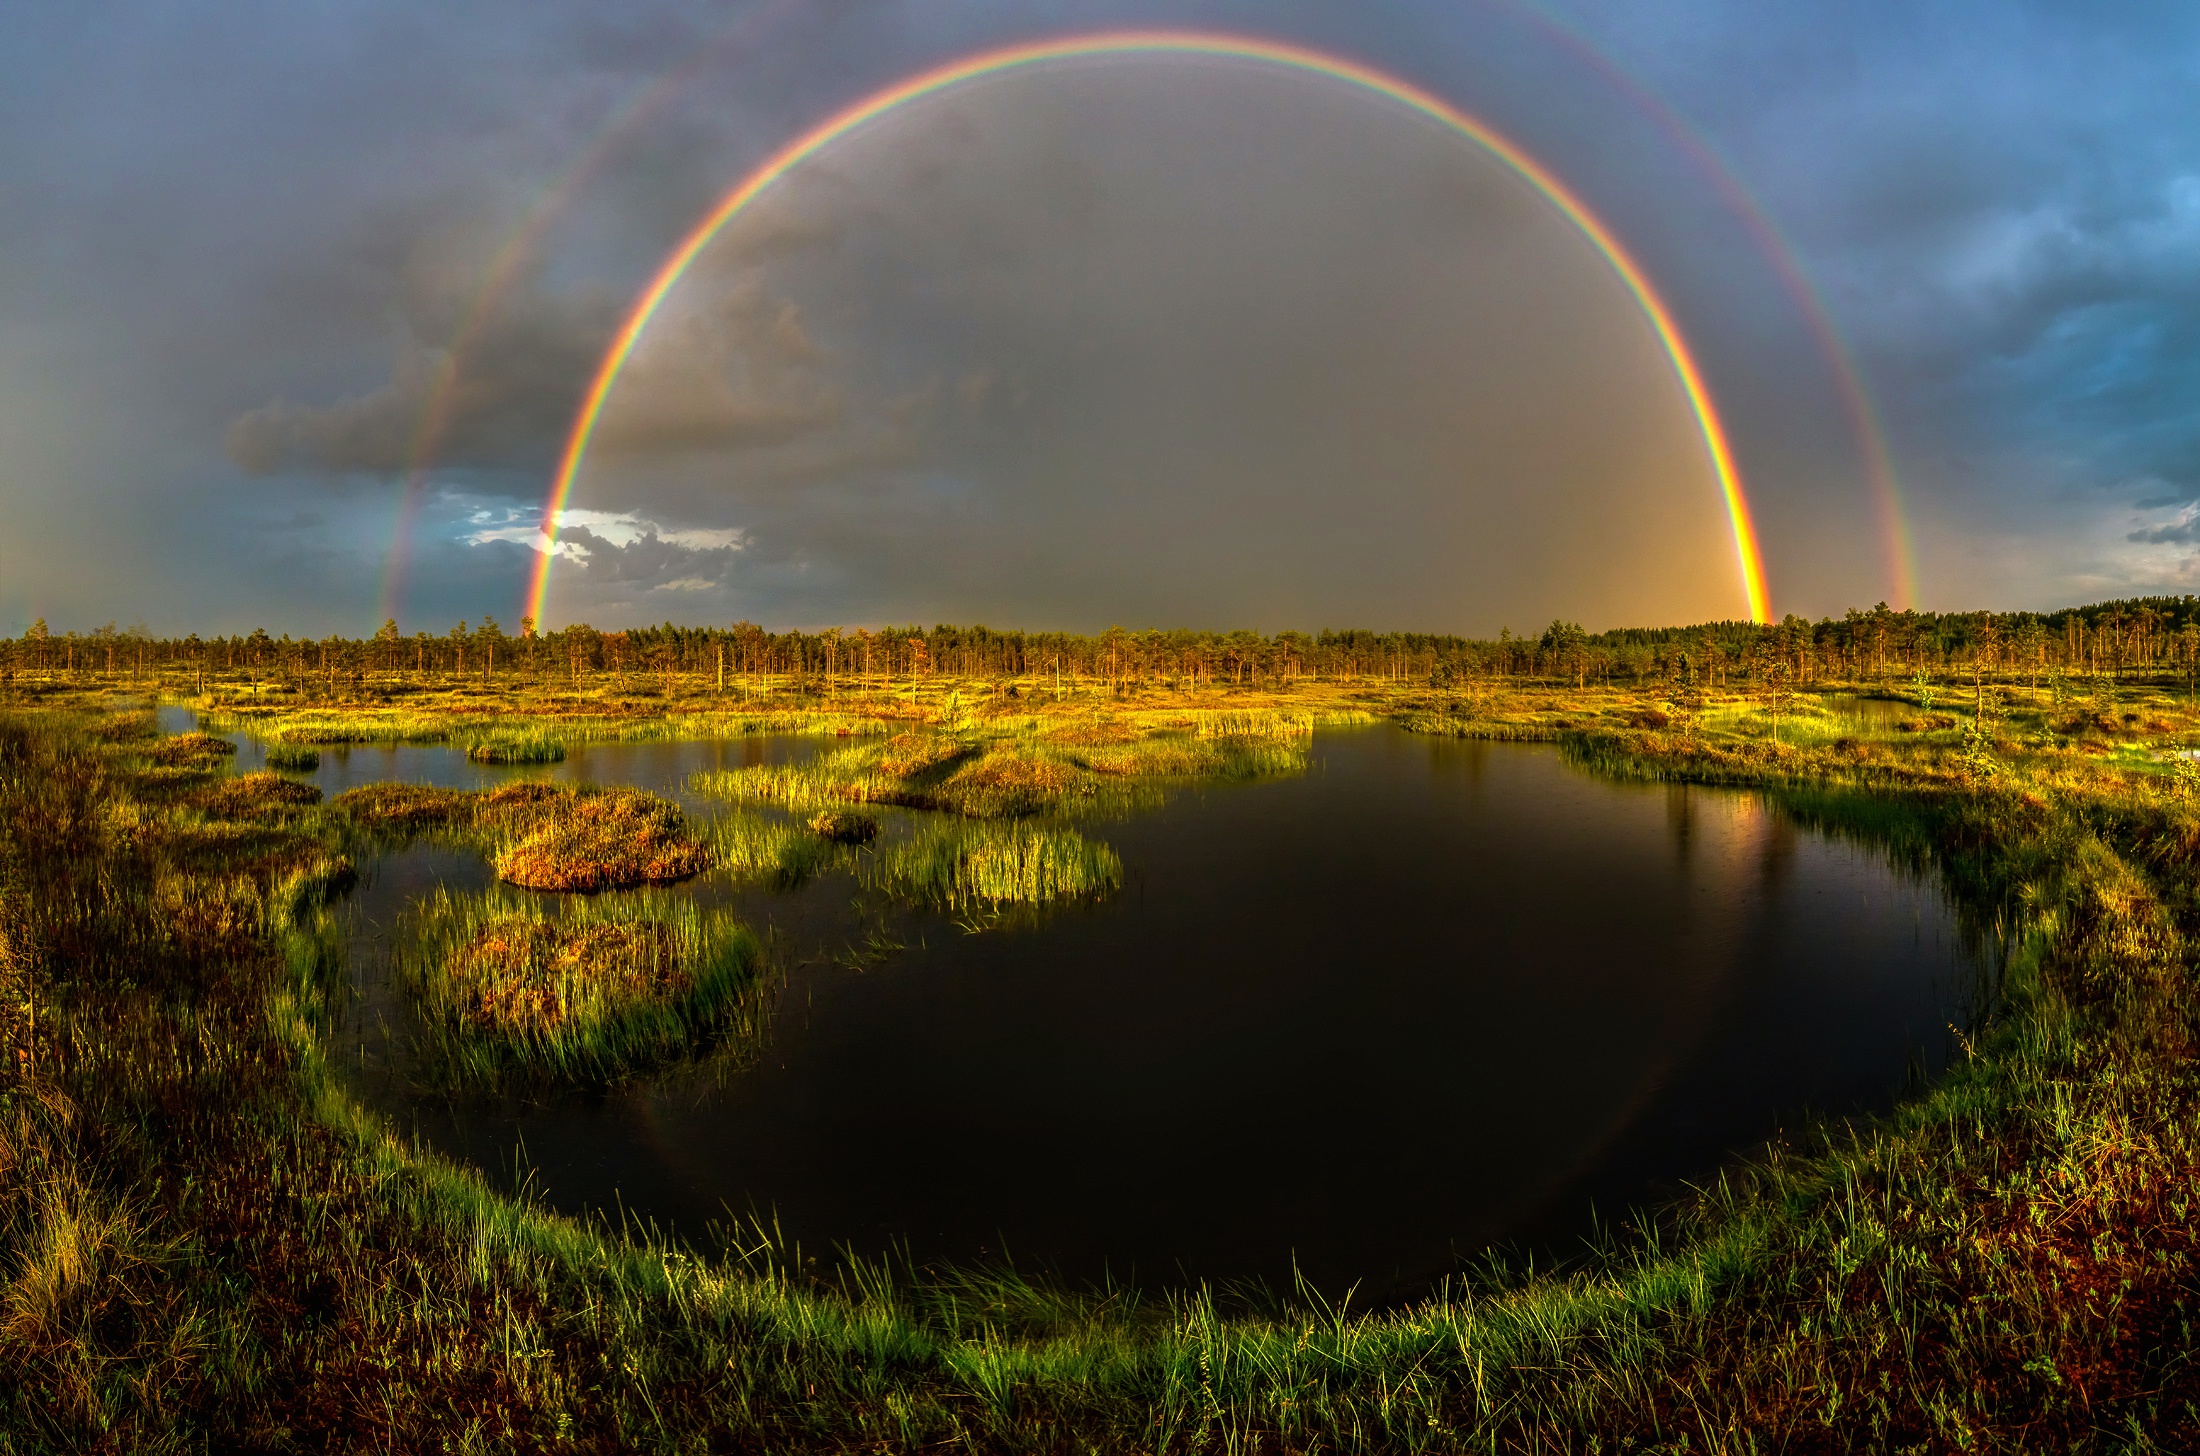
[372,0,807,625]
[1492,0,1916,608]
[525,30,1773,629]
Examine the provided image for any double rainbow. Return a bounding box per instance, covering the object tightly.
[525,31,1772,629]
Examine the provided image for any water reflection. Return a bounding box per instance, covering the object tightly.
[166,708,1976,1296]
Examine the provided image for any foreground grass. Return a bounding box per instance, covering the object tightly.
[6,674,2200,1448]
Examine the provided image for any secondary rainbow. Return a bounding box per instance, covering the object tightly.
[525,30,1773,628]
[1490,0,1915,608]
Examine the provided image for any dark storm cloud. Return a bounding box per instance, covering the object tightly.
[1560,0,2200,597]
[7,0,2200,632]
[223,271,620,477]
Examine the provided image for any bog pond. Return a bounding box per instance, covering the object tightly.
[170,710,1980,1296]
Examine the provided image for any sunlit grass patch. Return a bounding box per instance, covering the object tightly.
[190,770,321,821]
[703,809,839,887]
[861,819,1121,909]
[465,730,565,764]
[263,742,320,771]
[689,742,906,812]
[401,887,757,1082]
[492,787,710,891]
[330,781,473,830]
[807,809,879,844]
[147,731,235,768]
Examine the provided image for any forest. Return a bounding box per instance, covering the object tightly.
[13,594,2200,691]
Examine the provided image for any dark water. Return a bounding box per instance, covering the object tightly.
[168,708,1977,1296]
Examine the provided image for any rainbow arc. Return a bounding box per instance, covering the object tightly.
[524,31,1773,629]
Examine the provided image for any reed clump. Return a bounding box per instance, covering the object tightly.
[465,730,566,764]
[862,819,1122,908]
[704,810,838,886]
[263,742,320,771]
[402,888,755,1081]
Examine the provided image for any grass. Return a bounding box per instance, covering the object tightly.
[464,729,566,764]
[324,779,713,892]
[8,676,2200,1447]
[807,808,880,844]
[262,741,320,771]
[400,886,757,1084]
[490,786,712,891]
[691,713,1314,820]
[861,819,1122,910]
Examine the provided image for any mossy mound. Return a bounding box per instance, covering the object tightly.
[403,889,756,1082]
[933,749,1094,816]
[149,731,236,767]
[874,732,971,778]
[492,788,710,891]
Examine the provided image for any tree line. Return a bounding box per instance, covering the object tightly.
[12,597,2200,692]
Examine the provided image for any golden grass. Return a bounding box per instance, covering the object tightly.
[491,789,710,892]
[189,771,321,820]
[146,731,234,768]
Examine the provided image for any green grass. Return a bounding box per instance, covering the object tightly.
[464,729,566,764]
[9,685,2200,1448]
[860,818,1122,909]
[691,716,1312,820]
[399,886,758,1084]
[701,807,841,888]
[262,741,320,771]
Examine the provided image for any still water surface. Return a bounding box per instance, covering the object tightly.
[170,710,1976,1294]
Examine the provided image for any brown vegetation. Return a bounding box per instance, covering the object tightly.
[491,789,710,891]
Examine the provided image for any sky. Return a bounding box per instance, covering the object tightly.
[2,0,2197,637]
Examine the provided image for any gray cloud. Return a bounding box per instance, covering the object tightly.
[14,0,2200,632]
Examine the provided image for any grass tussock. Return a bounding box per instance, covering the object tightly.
[465,730,565,764]
[262,741,320,771]
[146,731,235,767]
[862,819,1122,908]
[329,780,472,830]
[491,787,710,891]
[401,887,755,1082]
[188,770,322,821]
